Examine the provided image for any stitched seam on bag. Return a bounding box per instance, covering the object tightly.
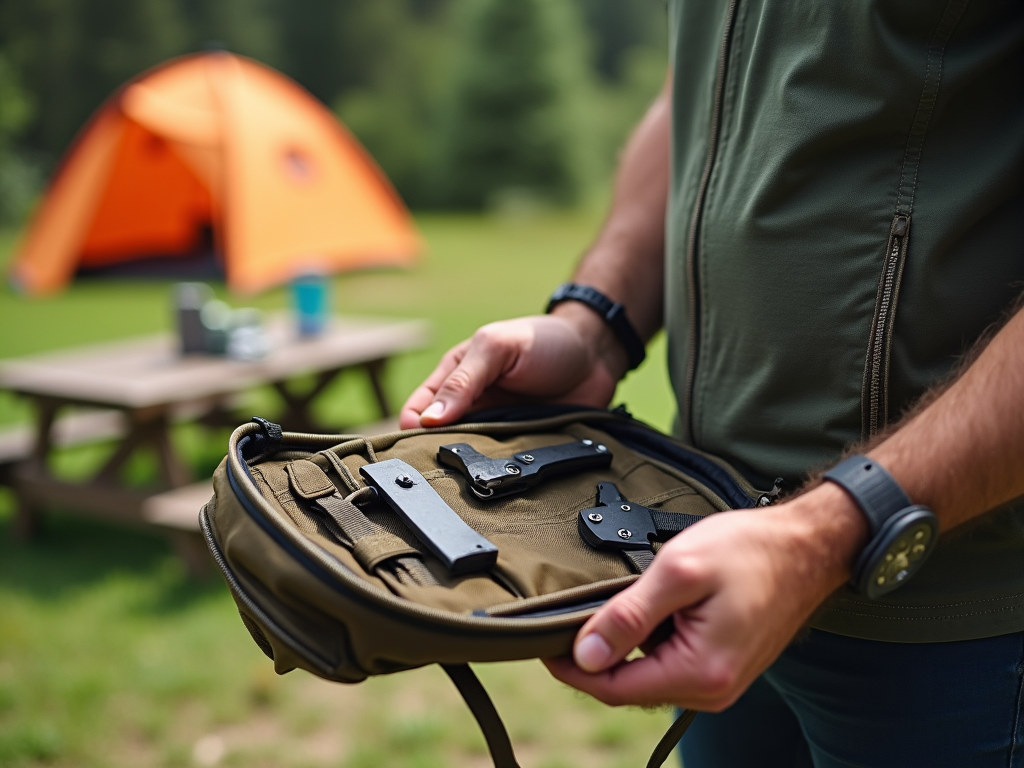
[838,592,1024,611]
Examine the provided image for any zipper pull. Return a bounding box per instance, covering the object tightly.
[757,477,785,507]
[242,416,283,463]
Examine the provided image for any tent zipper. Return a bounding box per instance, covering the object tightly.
[863,214,911,437]
[683,0,740,444]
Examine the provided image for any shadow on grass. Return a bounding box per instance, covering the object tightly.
[0,502,226,611]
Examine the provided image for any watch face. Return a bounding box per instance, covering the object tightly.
[858,507,939,599]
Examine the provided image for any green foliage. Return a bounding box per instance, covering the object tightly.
[438,0,593,209]
[0,0,666,215]
[0,54,41,227]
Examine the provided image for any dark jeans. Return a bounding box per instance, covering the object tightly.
[680,628,1024,768]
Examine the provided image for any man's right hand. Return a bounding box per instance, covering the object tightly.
[399,306,627,429]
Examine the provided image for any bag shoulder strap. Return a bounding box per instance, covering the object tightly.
[441,662,695,768]
[441,663,522,768]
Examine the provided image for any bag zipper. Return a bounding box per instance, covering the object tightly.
[683,0,740,445]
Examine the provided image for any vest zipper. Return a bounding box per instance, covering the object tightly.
[863,214,911,436]
[683,0,740,444]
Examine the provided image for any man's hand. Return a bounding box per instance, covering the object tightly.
[399,310,623,429]
[544,483,867,711]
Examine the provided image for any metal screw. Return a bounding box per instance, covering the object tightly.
[395,474,414,488]
[521,454,535,463]
[582,439,593,446]
[620,504,631,511]
[597,444,608,453]
[588,513,603,523]
[451,447,460,453]
[505,464,521,475]
[617,528,633,540]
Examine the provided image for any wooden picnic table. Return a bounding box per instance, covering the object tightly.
[0,314,429,569]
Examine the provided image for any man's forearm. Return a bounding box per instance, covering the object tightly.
[868,302,1024,529]
[797,300,1024,590]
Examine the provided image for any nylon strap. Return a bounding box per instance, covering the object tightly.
[441,664,522,768]
[650,510,703,534]
[624,549,655,573]
[646,709,697,768]
[443,662,696,768]
[317,494,438,585]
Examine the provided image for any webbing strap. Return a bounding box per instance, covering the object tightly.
[443,661,695,768]
[650,510,703,535]
[441,664,522,768]
[646,709,697,768]
[624,549,655,573]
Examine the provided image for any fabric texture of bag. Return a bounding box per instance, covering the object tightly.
[200,406,774,767]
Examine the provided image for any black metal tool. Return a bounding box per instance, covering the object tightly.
[438,440,613,500]
[360,458,499,575]
[578,482,705,572]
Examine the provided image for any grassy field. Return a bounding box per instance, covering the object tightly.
[0,213,682,768]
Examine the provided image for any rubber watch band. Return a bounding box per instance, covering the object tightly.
[823,454,938,598]
[546,283,646,371]
[822,455,911,536]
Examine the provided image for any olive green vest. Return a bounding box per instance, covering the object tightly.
[665,0,1024,642]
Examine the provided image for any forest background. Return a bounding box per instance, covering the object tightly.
[0,0,668,226]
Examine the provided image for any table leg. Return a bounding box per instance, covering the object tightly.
[270,359,393,432]
[362,358,392,417]
[271,368,341,432]
[13,397,60,540]
[94,409,191,489]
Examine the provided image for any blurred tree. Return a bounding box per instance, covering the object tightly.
[576,0,666,83]
[0,0,188,160]
[0,53,41,226]
[439,0,594,209]
[0,0,665,217]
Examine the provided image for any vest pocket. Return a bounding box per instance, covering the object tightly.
[862,213,910,438]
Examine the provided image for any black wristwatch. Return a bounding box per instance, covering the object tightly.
[822,455,938,599]
[546,283,646,371]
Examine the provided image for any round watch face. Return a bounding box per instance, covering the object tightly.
[857,507,939,599]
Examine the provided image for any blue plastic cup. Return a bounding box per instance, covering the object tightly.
[291,273,330,337]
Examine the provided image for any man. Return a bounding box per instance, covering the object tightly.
[401,2,1024,764]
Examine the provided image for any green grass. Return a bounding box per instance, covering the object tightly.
[0,212,679,768]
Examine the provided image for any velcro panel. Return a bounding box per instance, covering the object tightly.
[286,460,337,499]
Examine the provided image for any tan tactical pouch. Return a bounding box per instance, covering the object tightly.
[201,407,773,767]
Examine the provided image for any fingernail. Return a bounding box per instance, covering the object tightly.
[574,633,613,672]
[422,401,445,421]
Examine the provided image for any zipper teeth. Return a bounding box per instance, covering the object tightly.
[868,233,903,432]
[683,0,740,444]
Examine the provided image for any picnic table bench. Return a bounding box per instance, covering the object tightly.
[0,314,428,574]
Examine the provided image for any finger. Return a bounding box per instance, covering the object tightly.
[419,333,519,426]
[545,631,725,709]
[573,554,713,673]
[398,342,469,428]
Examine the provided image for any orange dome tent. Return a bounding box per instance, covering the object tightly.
[9,52,422,295]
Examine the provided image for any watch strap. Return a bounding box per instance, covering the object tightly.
[546,283,646,371]
[822,455,912,536]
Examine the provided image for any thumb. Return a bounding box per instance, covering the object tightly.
[573,557,711,672]
[420,336,515,426]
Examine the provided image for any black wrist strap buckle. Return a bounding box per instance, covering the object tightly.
[546,283,646,371]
